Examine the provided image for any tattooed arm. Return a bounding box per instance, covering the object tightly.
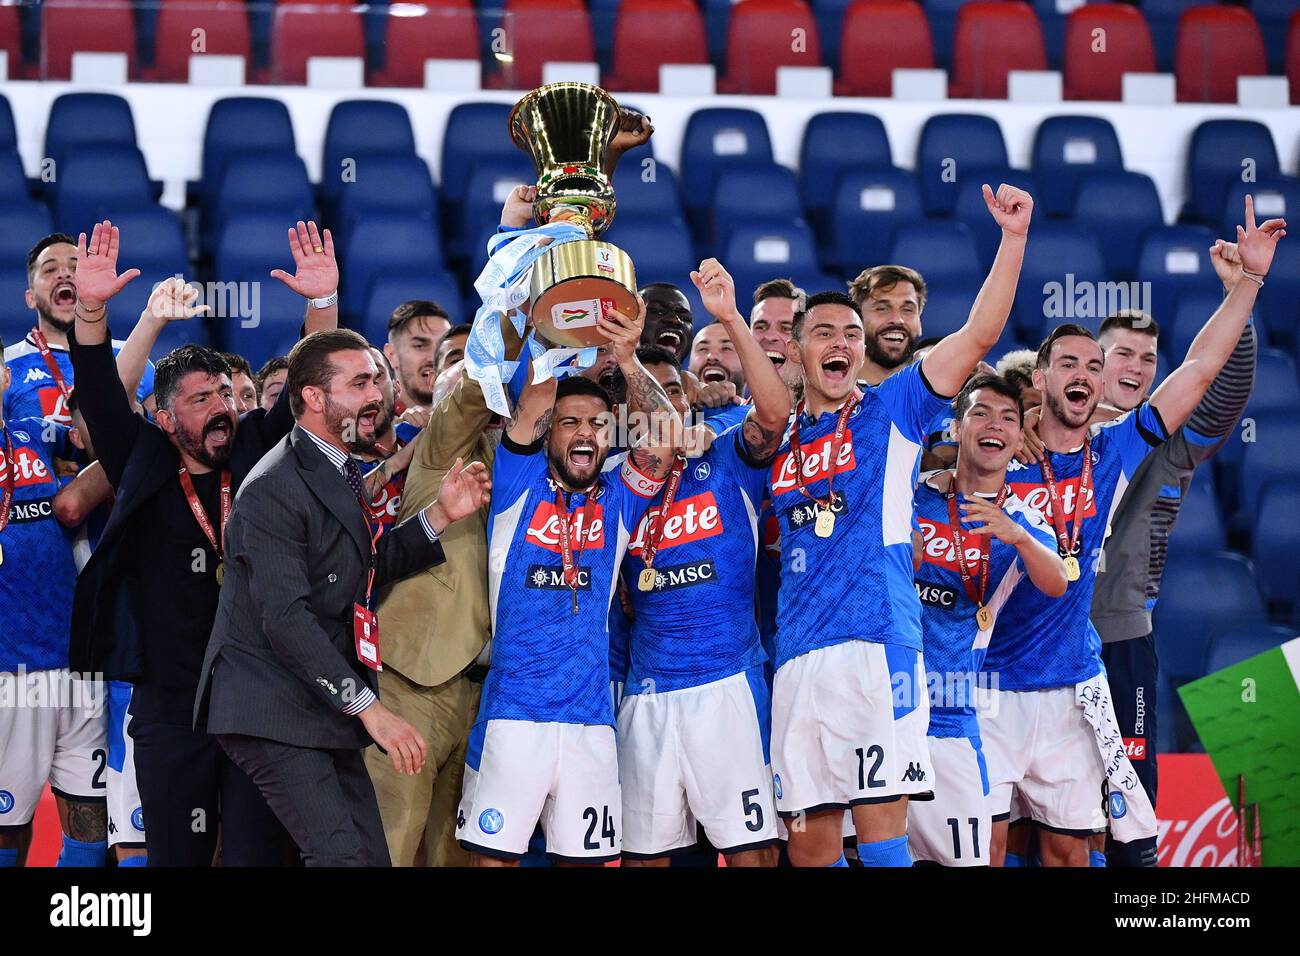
[505,364,558,447]
[596,297,680,479]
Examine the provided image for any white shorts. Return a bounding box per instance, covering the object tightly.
[618,668,778,858]
[979,685,1108,835]
[0,670,107,827]
[105,682,145,847]
[771,641,933,817]
[907,735,991,866]
[457,719,621,863]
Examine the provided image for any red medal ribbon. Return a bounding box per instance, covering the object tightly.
[31,328,72,405]
[554,484,596,605]
[639,454,687,572]
[1037,434,1092,558]
[789,391,859,509]
[0,427,15,538]
[944,476,1009,609]
[178,466,232,560]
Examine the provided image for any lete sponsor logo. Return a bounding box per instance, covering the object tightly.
[524,501,605,553]
[1156,753,1238,867]
[770,430,857,494]
[1123,736,1147,760]
[628,492,724,556]
[916,516,985,573]
[1009,475,1097,523]
[0,445,56,488]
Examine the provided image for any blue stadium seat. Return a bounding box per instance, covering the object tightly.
[602,219,695,281]
[321,99,417,209]
[712,164,804,248]
[1183,120,1280,225]
[105,205,188,276]
[1205,625,1293,675]
[1245,348,1300,417]
[0,151,30,204]
[1154,551,1268,685]
[439,102,515,213]
[1166,477,1227,556]
[917,280,981,340]
[341,213,444,322]
[147,318,213,363]
[887,222,982,285]
[217,277,313,364]
[1238,411,1300,519]
[800,111,893,242]
[0,203,53,264]
[828,167,923,276]
[1164,290,1222,368]
[201,98,297,206]
[337,154,438,232]
[362,273,467,343]
[457,156,537,262]
[0,94,16,153]
[679,108,773,237]
[1031,114,1124,219]
[723,221,820,274]
[1029,0,1069,67]
[209,154,315,247]
[1073,170,1164,280]
[1136,226,1221,329]
[700,0,733,66]
[1219,175,1300,242]
[1144,0,1202,72]
[44,93,137,171]
[916,113,1008,217]
[51,147,155,234]
[1014,223,1108,340]
[923,0,971,67]
[0,267,34,345]
[612,162,685,224]
[1253,480,1300,606]
[1260,237,1300,350]
[212,211,297,290]
[950,167,1038,269]
[1253,0,1296,72]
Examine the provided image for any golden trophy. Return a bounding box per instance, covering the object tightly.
[508,82,640,348]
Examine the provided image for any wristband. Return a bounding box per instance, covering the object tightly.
[1240,270,1264,288]
[309,290,339,309]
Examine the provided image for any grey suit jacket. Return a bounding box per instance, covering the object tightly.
[194,425,445,750]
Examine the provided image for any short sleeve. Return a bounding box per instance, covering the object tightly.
[716,425,772,505]
[493,433,547,504]
[1094,401,1168,479]
[874,362,951,445]
[702,403,750,435]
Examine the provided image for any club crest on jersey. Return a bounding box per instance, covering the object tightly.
[770,430,857,494]
[914,579,959,610]
[638,558,717,593]
[0,446,55,488]
[785,490,846,532]
[0,790,14,813]
[694,461,711,481]
[525,564,592,590]
[524,501,605,553]
[1010,476,1097,522]
[627,492,723,556]
[916,516,986,572]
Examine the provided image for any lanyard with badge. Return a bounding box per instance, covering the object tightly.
[179,466,231,585]
[348,469,386,671]
[554,484,596,615]
[0,426,14,566]
[944,476,1008,631]
[636,454,686,592]
[1037,435,1092,582]
[788,391,858,538]
[31,328,73,409]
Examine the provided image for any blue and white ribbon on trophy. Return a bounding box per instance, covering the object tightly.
[464,221,601,417]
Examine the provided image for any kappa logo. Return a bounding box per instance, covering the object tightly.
[770,430,858,494]
[1010,475,1098,523]
[902,762,927,783]
[479,808,505,834]
[526,564,592,590]
[0,446,55,489]
[785,490,846,531]
[524,501,605,553]
[628,492,724,556]
[916,516,988,573]
[914,579,959,610]
[22,367,50,384]
[638,558,717,593]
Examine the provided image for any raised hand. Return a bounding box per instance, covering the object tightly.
[75,221,141,310]
[958,495,1028,547]
[270,220,338,299]
[595,294,646,364]
[426,457,492,530]
[609,108,654,155]
[502,184,539,230]
[1235,194,1287,278]
[1209,239,1243,289]
[983,183,1033,238]
[143,276,210,324]
[689,258,742,325]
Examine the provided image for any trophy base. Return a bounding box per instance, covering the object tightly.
[529,239,638,348]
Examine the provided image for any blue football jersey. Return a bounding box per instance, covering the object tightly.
[3,334,156,424]
[622,426,769,695]
[357,420,421,534]
[768,362,950,670]
[982,403,1167,690]
[913,473,1055,737]
[702,402,750,434]
[0,417,77,672]
[481,436,663,726]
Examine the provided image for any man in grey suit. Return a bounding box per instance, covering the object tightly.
[194,328,491,866]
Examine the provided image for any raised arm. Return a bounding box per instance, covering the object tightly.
[52,460,113,527]
[690,258,789,462]
[270,221,340,336]
[72,221,141,347]
[115,277,210,404]
[922,184,1032,397]
[598,295,680,480]
[505,363,559,447]
[1150,195,1284,433]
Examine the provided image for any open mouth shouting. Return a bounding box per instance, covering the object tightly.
[975,434,1007,455]
[355,403,382,434]
[876,325,910,351]
[700,363,729,384]
[52,281,76,309]
[765,350,787,369]
[204,414,234,447]
[1063,381,1093,414]
[656,328,684,354]
[568,439,597,472]
[1116,376,1142,397]
[820,353,852,388]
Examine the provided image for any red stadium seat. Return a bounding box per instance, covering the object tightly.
[271,5,366,85]
[1175,5,1267,104]
[1062,3,1155,101]
[606,0,708,93]
[1290,12,1300,105]
[371,0,480,87]
[0,5,20,78]
[41,0,135,81]
[149,2,252,83]
[836,0,934,98]
[489,0,595,90]
[950,1,1045,99]
[720,0,822,96]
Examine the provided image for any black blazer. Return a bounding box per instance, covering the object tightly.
[193,426,445,750]
[67,327,295,681]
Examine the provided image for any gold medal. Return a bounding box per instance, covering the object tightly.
[814,509,835,538]
[638,567,656,592]
[216,561,225,586]
[976,604,993,631]
[1063,555,1080,582]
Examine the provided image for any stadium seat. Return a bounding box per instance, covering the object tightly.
[200,98,297,206]
[679,108,773,238]
[1073,170,1165,280]
[1289,12,1300,105]
[1136,226,1220,327]
[1252,0,1295,74]
[1258,237,1300,349]
[1253,480,1300,606]
[1205,624,1293,674]
[439,102,515,216]
[342,212,445,321]
[0,204,54,265]
[1062,4,1156,101]
[208,153,315,247]
[606,0,708,92]
[886,221,983,286]
[212,212,299,283]
[1175,5,1267,104]
[1166,477,1227,556]
[371,0,479,87]
[611,163,686,224]
[216,277,312,364]
[1012,223,1108,340]
[1245,348,1300,418]
[828,167,924,276]
[915,113,1008,217]
[321,100,417,209]
[1031,114,1125,219]
[0,6,19,77]
[1164,290,1222,369]
[1144,0,1201,72]
[1156,670,1202,752]
[950,1,1046,100]
[337,155,438,232]
[362,273,467,342]
[923,0,971,67]
[1218,176,1300,252]
[490,0,595,91]
[149,1,252,83]
[1154,551,1268,684]
[457,155,537,262]
[599,219,696,282]
[51,147,155,234]
[719,0,821,95]
[950,166,1038,269]
[723,221,823,294]
[800,112,893,244]
[916,280,982,339]
[0,95,16,153]
[0,265,32,345]
[1182,119,1280,225]
[41,0,135,80]
[44,93,137,171]
[103,205,189,275]
[271,5,365,85]
[1238,410,1300,519]
[712,164,804,248]
[836,0,934,98]
[0,151,31,204]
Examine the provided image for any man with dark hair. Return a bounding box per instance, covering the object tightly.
[383,299,452,411]
[221,352,259,414]
[639,282,694,364]
[351,345,421,535]
[4,232,156,423]
[983,196,1284,868]
[847,263,929,386]
[66,219,341,866]
[434,323,471,375]
[688,321,744,391]
[750,278,802,390]
[257,357,289,411]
